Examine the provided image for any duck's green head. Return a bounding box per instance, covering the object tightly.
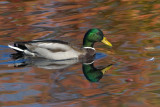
[83,28,112,47]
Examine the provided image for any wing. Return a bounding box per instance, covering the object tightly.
[26,42,72,51]
[14,40,70,50]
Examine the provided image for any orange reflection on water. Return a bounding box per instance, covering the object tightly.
[0,0,160,106]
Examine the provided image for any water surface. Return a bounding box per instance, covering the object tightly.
[0,0,160,107]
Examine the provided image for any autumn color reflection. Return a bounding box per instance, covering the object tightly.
[0,0,160,106]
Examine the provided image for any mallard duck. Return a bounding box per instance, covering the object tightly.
[83,63,113,82]
[8,28,112,60]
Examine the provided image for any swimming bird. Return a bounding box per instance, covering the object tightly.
[8,28,112,60]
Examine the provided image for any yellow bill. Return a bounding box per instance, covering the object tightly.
[101,37,112,47]
[101,64,113,74]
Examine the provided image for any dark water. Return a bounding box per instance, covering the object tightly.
[0,0,160,106]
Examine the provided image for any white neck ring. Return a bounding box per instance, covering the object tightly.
[83,47,95,50]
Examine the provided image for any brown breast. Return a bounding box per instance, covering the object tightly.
[78,48,95,63]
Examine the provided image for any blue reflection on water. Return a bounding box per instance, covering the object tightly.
[0,53,11,61]
[156,45,160,49]
[0,89,41,101]
[0,59,27,65]
[0,83,29,91]
[0,82,48,102]
[95,52,107,60]
[0,68,30,73]
[0,1,10,4]
[0,45,9,49]
[0,83,48,91]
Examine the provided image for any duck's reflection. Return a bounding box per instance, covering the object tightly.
[12,54,112,82]
[14,57,80,69]
[83,63,113,82]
